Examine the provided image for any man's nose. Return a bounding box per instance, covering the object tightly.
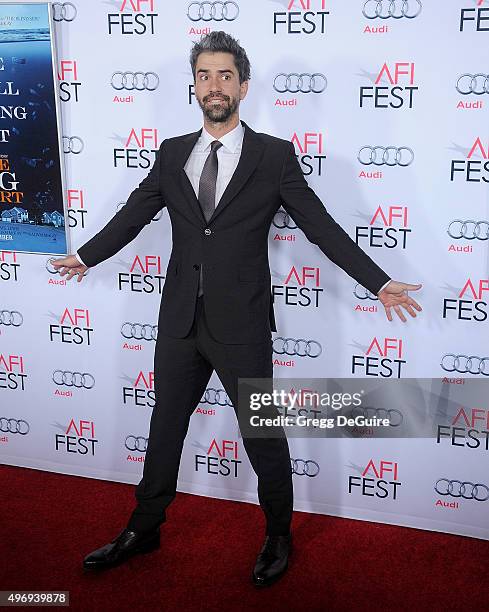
[208,76,223,91]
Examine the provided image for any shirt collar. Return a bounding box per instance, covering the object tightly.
[200,120,244,154]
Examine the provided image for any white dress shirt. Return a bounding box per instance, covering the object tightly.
[75,120,390,294]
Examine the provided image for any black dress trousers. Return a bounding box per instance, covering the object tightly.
[127,296,293,536]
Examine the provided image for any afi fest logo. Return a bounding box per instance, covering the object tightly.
[108,0,158,35]
[355,205,411,250]
[118,254,164,293]
[442,278,489,322]
[49,308,93,345]
[272,265,323,308]
[437,407,489,451]
[194,439,242,478]
[55,419,98,456]
[113,128,159,168]
[0,251,20,282]
[450,137,489,182]
[273,0,330,35]
[122,370,155,408]
[359,62,418,109]
[66,188,87,228]
[348,458,402,500]
[0,354,27,391]
[352,337,406,377]
[58,59,81,102]
[291,132,326,176]
[460,1,489,31]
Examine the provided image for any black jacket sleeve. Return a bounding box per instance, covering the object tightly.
[279,141,390,295]
[77,140,166,268]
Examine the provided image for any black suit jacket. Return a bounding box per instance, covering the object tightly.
[78,120,390,344]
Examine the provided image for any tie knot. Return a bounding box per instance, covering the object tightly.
[211,140,223,153]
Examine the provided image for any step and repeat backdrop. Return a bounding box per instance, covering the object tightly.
[1,0,488,540]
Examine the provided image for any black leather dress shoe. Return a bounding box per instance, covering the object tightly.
[252,534,291,587]
[83,528,160,571]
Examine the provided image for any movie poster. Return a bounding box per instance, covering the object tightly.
[0,2,67,255]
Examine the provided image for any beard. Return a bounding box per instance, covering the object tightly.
[198,93,239,123]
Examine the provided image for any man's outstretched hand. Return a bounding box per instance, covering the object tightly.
[51,254,88,282]
[378,280,422,322]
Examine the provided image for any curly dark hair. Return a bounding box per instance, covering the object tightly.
[190,31,251,84]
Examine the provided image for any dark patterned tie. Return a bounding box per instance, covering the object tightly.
[197,139,222,295]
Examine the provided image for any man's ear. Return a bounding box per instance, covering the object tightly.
[240,80,249,100]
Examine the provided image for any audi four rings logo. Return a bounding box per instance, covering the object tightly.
[448,220,489,240]
[111,72,160,91]
[273,73,327,94]
[273,210,297,229]
[0,417,30,435]
[187,1,239,21]
[435,479,489,502]
[456,74,489,96]
[349,407,403,426]
[0,310,23,326]
[441,354,489,376]
[52,370,95,389]
[121,322,158,341]
[63,136,84,155]
[354,284,378,301]
[273,337,322,358]
[125,435,148,452]
[291,459,320,477]
[52,2,77,22]
[201,388,232,406]
[363,0,422,19]
[358,146,414,166]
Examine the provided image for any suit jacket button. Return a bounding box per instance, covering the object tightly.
[193,264,200,271]
[204,228,212,236]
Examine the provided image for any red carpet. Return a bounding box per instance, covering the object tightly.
[0,464,487,611]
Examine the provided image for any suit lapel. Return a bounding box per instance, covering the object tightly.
[172,121,265,226]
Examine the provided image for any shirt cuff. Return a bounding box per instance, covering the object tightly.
[377,280,391,295]
[75,251,87,267]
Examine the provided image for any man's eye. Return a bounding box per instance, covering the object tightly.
[222,74,230,80]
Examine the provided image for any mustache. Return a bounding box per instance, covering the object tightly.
[203,94,230,103]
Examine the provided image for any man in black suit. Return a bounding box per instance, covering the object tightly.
[53,31,421,587]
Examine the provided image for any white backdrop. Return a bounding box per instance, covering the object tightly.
[1,0,489,540]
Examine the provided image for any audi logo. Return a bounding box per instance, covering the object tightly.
[272,210,297,230]
[0,310,23,327]
[52,2,77,22]
[187,1,239,22]
[363,0,422,19]
[348,407,403,426]
[291,459,320,477]
[448,220,489,241]
[358,146,414,167]
[125,435,148,452]
[111,71,159,92]
[63,136,84,155]
[46,257,90,276]
[435,478,489,502]
[52,370,95,389]
[121,322,158,341]
[353,284,378,301]
[0,417,30,435]
[456,74,489,96]
[273,73,327,94]
[273,337,322,358]
[201,388,232,406]
[440,354,489,376]
[116,201,163,222]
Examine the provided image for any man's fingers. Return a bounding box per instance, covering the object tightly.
[385,306,393,322]
[403,304,417,318]
[394,305,407,322]
[406,297,422,311]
